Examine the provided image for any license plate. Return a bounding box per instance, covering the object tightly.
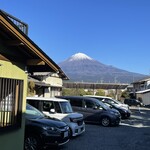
[64,131,68,138]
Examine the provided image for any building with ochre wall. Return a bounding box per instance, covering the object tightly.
[0,10,66,150]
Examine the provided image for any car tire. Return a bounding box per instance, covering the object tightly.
[24,134,42,150]
[101,117,110,127]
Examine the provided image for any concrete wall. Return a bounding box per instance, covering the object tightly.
[136,92,150,105]
[0,60,27,150]
[43,75,62,98]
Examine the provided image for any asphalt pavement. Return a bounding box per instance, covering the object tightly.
[47,107,150,150]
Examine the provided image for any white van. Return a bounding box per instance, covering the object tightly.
[26,97,85,137]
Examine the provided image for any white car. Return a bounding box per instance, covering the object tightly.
[26,97,85,137]
[83,95,129,110]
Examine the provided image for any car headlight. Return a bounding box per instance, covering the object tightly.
[43,126,58,131]
[70,117,83,123]
[70,118,77,122]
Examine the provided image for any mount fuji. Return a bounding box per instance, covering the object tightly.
[58,53,147,83]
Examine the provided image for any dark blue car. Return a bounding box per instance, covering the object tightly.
[24,104,70,150]
[57,96,121,127]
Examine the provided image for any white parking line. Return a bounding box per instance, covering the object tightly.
[120,122,150,128]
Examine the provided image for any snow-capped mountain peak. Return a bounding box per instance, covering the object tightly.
[59,53,147,83]
[68,53,93,61]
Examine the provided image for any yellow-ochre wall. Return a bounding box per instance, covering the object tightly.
[0,60,27,150]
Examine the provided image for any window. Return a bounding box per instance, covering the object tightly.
[59,102,73,113]
[85,100,95,108]
[54,102,62,113]
[27,100,40,110]
[43,101,54,112]
[69,98,82,107]
[0,78,23,130]
[51,87,61,97]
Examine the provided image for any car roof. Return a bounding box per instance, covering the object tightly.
[83,95,112,99]
[26,96,68,102]
[58,95,101,102]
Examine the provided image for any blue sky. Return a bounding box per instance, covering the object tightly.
[1,0,150,75]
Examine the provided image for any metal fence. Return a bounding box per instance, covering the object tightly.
[0,78,23,128]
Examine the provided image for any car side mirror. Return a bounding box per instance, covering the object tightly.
[93,106,98,109]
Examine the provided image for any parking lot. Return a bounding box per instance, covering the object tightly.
[48,107,150,150]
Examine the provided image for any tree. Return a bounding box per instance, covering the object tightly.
[95,89,105,96]
[85,90,94,95]
[121,90,130,99]
[77,88,86,96]
[62,88,75,96]
[106,89,115,98]
[27,81,36,96]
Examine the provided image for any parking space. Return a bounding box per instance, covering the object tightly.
[47,107,150,150]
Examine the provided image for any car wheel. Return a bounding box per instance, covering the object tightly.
[24,134,42,150]
[101,117,110,127]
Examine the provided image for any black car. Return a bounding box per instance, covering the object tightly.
[24,104,70,150]
[101,101,131,119]
[124,99,144,107]
[57,96,121,127]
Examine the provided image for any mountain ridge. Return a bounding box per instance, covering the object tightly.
[59,53,147,83]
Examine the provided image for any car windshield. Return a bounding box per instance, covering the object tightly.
[26,104,44,119]
[94,99,110,110]
[59,102,73,113]
[105,98,122,105]
[111,99,123,104]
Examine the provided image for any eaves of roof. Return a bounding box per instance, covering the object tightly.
[132,76,150,84]
[28,76,50,87]
[0,10,67,77]
[136,89,150,94]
